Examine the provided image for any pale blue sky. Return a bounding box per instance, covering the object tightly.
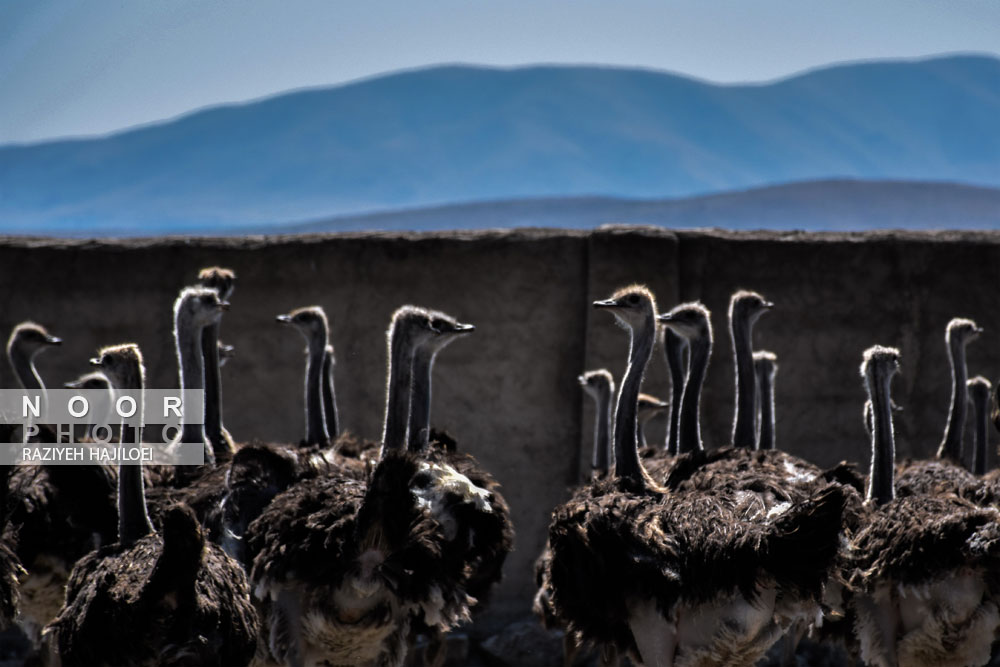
[2,0,999,145]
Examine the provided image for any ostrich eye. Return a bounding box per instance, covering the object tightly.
[628,294,640,305]
[431,318,448,330]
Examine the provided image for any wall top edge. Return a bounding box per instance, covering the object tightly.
[0,225,998,249]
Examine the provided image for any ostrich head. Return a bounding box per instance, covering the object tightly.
[174,286,228,333]
[276,306,329,348]
[861,345,901,391]
[946,318,983,347]
[579,369,614,401]
[593,284,657,330]
[729,290,773,328]
[90,344,145,391]
[7,322,61,360]
[65,371,110,390]
[197,266,236,302]
[424,309,475,354]
[658,302,713,344]
[637,394,669,423]
[753,351,777,381]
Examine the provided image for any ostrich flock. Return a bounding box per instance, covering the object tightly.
[0,266,998,667]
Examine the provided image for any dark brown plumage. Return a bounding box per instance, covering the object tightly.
[47,344,257,667]
[246,451,456,667]
[47,504,258,667]
[846,345,1000,667]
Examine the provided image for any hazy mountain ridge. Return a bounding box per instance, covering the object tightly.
[242,179,1000,235]
[1,55,999,234]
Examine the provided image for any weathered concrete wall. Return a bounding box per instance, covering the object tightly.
[2,228,1000,634]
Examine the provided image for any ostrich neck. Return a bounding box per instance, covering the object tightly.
[304,330,329,446]
[867,373,896,505]
[938,338,968,461]
[322,350,340,439]
[665,330,686,455]
[10,348,43,391]
[176,314,207,449]
[201,322,231,460]
[614,316,655,482]
[591,387,613,474]
[973,392,988,476]
[118,378,152,545]
[407,345,439,452]
[678,335,711,454]
[732,313,757,448]
[381,326,415,452]
[758,372,775,450]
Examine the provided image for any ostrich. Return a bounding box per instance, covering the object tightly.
[44,344,258,667]
[663,327,688,455]
[404,311,512,666]
[64,371,113,443]
[198,266,237,463]
[580,370,615,477]
[277,306,332,448]
[323,344,340,439]
[658,297,852,665]
[0,466,25,631]
[533,368,614,667]
[168,286,230,471]
[544,287,845,666]
[968,376,992,476]
[637,394,668,450]
[4,325,117,640]
[847,345,1000,667]
[895,318,982,498]
[244,306,474,667]
[753,351,777,451]
[730,291,773,449]
[7,322,61,438]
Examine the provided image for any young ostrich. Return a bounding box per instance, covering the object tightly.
[404,311,513,665]
[64,371,113,442]
[142,287,233,538]
[663,327,688,455]
[0,466,26,631]
[4,324,117,640]
[198,266,238,463]
[847,345,1000,667]
[533,369,614,667]
[168,286,231,470]
[218,311,361,566]
[45,344,258,667]
[276,306,332,448]
[895,318,982,498]
[545,289,845,667]
[581,370,615,477]
[658,300,849,664]
[753,351,778,451]
[245,306,472,667]
[637,394,669,450]
[323,344,340,439]
[7,322,61,436]
[968,376,992,476]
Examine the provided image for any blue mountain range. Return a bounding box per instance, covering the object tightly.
[1,55,998,235]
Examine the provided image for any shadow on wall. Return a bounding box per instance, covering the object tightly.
[2,226,999,631]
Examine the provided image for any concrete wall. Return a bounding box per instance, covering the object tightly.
[3,227,1000,633]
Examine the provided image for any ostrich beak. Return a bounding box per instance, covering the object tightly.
[455,323,475,334]
[593,298,619,309]
[89,358,102,367]
[276,314,292,324]
[46,336,62,346]
[656,313,674,323]
[763,301,775,310]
